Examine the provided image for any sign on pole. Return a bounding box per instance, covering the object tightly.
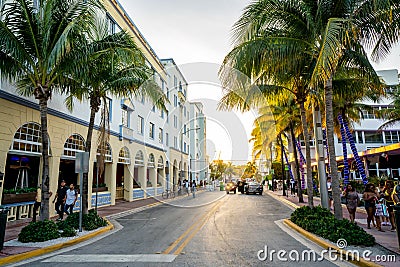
[75,152,89,232]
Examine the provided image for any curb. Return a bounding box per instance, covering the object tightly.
[0,218,114,266]
[267,191,299,210]
[283,219,382,267]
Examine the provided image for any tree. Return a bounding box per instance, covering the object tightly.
[242,161,257,179]
[224,162,235,181]
[65,18,167,214]
[0,0,100,220]
[209,160,227,181]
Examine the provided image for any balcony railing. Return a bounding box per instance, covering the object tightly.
[119,125,134,141]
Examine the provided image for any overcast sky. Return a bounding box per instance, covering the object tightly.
[118,0,400,164]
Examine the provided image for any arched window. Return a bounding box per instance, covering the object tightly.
[10,122,42,155]
[157,156,164,169]
[97,143,112,163]
[63,134,85,158]
[148,153,155,168]
[135,150,144,166]
[118,147,130,164]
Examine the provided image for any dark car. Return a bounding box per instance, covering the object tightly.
[225,182,237,194]
[245,181,263,195]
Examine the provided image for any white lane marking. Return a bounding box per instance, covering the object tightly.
[7,219,123,267]
[274,219,356,267]
[41,254,176,263]
[117,217,157,221]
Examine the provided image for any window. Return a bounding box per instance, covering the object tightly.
[97,143,112,163]
[160,109,164,118]
[106,98,112,122]
[141,95,145,104]
[122,109,129,127]
[135,151,144,166]
[107,14,116,35]
[174,115,178,128]
[118,147,131,164]
[357,131,363,144]
[63,134,85,158]
[152,105,155,112]
[149,123,155,139]
[385,131,399,144]
[174,136,178,149]
[11,122,42,154]
[166,111,169,123]
[159,128,163,143]
[184,106,186,117]
[166,88,170,100]
[137,116,144,134]
[174,75,177,88]
[184,142,187,153]
[166,133,169,146]
[183,124,187,135]
[361,107,379,119]
[179,81,182,92]
[161,80,165,91]
[174,95,178,107]
[364,131,383,143]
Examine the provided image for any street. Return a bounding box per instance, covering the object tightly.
[9,191,351,267]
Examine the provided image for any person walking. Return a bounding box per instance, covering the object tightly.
[377,181,389,226]
[363,183,383,231]
[192,179,196,198]
[53,180,67,221]
[32,185,52,222]
[343,184,359,223]
[393,183,400,204]
[380,180,396,230]
[64,183,78,216]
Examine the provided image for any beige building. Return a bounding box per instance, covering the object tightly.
[0,0,205,222]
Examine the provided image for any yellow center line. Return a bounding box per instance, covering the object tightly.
[173,201,222,255]
[162,200,223,255]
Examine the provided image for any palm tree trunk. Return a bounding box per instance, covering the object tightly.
[279,134,286,196]
[83,106,97,215]
[39,96,50,221]
[290,122,304,203]
[299,101,314,207]
[324,77,343,219]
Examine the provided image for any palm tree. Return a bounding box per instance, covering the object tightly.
[224,162,235,181]
[0,0,100,220]
[65,19,167,214]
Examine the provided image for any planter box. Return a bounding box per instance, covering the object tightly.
[2,192,36,204]
[92,187,108,193]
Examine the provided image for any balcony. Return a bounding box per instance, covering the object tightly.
[119,125,134,141]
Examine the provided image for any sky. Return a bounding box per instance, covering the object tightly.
[118,0,400,164]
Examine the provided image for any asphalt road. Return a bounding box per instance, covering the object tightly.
[9,190,355,267]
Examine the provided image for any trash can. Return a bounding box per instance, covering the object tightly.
[393,204,400,249]
[0,206,9,251]
[219,182,224,191]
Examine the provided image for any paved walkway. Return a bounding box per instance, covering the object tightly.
[268,189,400,254]
[0,189,201,259]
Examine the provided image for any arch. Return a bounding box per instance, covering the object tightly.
[10,122,42,155]
[135,150,144,166]
[118,146,130,164]
[148,153,155,168]
[97,142,112,163]
[157,156,164,169]
[63,134,85,158]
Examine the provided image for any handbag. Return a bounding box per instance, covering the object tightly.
[375,203,384,217]
[341,195,348,205]
[381,200,389,217]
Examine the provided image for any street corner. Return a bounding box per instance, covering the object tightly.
[0,218,114,266]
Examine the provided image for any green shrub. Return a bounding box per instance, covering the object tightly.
[64,209,107,231]
[18,220,60,243]
[291,206,375,246]
[60,226,76,237]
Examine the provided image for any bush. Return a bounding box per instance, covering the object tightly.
[291,206,375,246]
[64,209,107,231]
[18,220,60,243]
[60,226,76,237]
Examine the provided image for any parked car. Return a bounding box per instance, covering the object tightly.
[225,181,237,194]
[245,181,263,195]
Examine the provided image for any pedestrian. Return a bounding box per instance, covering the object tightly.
[377,181,389,226]
[64,183,78,216]
[185,179,189,196]
[192,179,196,198]
[327,177,333,210]
[343,184,359,223]
[392,183,400,205]
[53,180,67,221]
[290,180,296,197]
[362,183,383,231]
[32,185,52,222]
[380,180,396,230]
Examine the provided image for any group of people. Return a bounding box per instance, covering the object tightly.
[341,180,400,232]
[178,178,197,198]
[31,180,78,222]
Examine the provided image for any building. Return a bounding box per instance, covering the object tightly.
[0,0,206,222]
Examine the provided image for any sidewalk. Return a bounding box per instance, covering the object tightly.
[268,189,400,254]
[0,189,203,260]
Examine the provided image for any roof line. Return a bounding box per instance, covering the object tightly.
[160,58,188,85]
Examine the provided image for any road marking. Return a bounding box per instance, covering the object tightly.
[41,254,177,263]
[117,217,157,221]
[162,199,224,255]
[275,219,355,267]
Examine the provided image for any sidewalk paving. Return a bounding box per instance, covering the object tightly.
[0,191,191,260]
[268,189,400,254]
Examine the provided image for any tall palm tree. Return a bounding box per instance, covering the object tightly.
[0,0,100,220]
[65,18,167,214]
